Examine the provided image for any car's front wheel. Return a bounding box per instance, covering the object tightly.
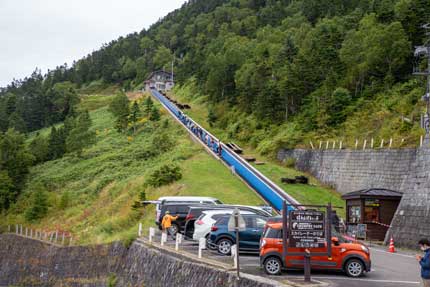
[264,256,282,275]
[217,238,233,255]
[345,259,365,277]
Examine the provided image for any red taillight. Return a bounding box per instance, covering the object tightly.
[211,226,218,232]
[196,220,204,225]
[186,214,194,221]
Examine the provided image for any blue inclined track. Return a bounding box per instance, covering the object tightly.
[150,89,298,213]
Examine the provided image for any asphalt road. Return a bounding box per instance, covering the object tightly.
[153,234,421,287]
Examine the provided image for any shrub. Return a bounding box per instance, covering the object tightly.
[25,187,49,222]
[147,165,182,187]
[284,157,296,168]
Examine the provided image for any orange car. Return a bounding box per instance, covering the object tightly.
[260,222,371,277]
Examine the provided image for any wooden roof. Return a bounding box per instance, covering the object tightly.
[342,188,403,200]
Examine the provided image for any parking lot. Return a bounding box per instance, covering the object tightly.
[147,233,421,287]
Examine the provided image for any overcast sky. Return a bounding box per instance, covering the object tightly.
[0,0,185,87]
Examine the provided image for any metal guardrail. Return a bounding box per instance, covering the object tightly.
[150,89,299,212]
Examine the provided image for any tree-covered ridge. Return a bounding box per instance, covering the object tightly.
[1,0,430,139]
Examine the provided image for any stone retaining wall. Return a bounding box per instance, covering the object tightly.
[0,234,283,287]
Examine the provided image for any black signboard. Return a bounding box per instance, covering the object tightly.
[288,210,325,248]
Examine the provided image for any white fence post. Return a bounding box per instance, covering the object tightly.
[371,138,374,149]
[339,141,343,150]
[363,139,367,150]
[15,224,18,234]
[138,223,142,237]
[309,141,314,149]
[149,227,155,243]
[25,227,28,237]
[30,229,33,238]
[161,232,167,246]
[420,135,423,148]
[325,141,329,149]
[62,233,65,245]
[401,138,405,146]
[355,139,358,149]
[319,141,322,149]
[198,237,205,259]
[332,141,335,149]
[389,138,393,148]
[380,139,384,148]
[20,225,23,235]
[231,245,238,268]
[175,233,182,251]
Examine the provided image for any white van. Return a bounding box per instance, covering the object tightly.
[143,196,223,225]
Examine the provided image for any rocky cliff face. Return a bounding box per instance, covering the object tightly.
[0,234,283,287]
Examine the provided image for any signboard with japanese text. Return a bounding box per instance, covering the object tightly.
[288,210,326,248]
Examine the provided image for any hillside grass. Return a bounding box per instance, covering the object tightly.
[171,85,346,217]
[2,94,262,244]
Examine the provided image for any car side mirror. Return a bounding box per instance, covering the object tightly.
[331,236,340,246]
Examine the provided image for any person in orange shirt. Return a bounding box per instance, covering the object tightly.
[161,211,178,239]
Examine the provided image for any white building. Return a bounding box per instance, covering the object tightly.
[144,70,174,92]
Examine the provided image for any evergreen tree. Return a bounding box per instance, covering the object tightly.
[48,126,66,160]
[8,112,26,133]
[150,106,161,121]
[0,129,34,207]
[25,186,49,222]
[29,133,49,164]
[0,171,14,211]
[66,110,95,156]
[143,96,154,116]
[129,101,142,134]
[109,93,130,132]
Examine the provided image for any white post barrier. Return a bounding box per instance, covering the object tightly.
[30,229,33,238]
[339,141,343,150]
[380,139,384,148]
[363,139,367,150]
[420,135,423,148]
[319,141,322,149]
[371,138,374,149]
[389,138,393,148]
[175,233,182,251]
[161,232,167,246]
[25,227,28,237]
[149,227,155,243]
[138,223,142,237]
[325,141,329,149]
[231,245,237,268]
[401,138,405,146]
[198,237,206,259]
[15,224,18,234]
[309,141,314,150]
[355,139,358,149]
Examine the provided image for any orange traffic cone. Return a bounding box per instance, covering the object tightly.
[388,237,396,253]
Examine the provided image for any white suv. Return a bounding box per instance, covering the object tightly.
[193,210,253,242]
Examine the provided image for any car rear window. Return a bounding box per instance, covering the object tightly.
[212,213,227,221]
[263,227,282,239]
[215,215,229,225]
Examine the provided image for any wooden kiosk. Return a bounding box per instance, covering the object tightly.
[342,188,403,241]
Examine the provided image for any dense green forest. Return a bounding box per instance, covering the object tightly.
[1,0,430,213]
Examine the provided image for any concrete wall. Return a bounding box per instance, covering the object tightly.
[277,149,417,194]
[277,148,430,248]
[0,234,283,287]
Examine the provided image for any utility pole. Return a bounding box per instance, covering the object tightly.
[414,24,430,147]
